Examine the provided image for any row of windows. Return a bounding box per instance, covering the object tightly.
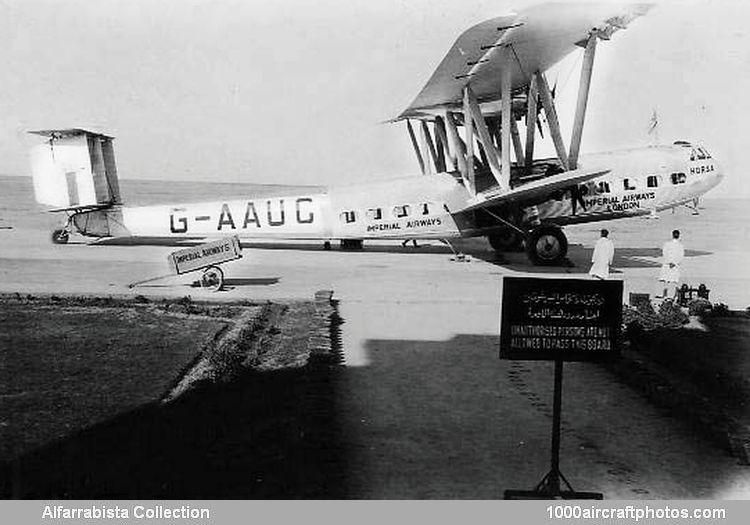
[340,202,441,224]
[587,172,688,195]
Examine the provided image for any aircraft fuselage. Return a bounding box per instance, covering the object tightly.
[73,143,723,243]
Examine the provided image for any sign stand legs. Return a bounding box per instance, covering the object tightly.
[534,359,573,495]
[504,360,603,499]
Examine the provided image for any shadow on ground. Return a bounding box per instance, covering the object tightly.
[1,363,346,499]
[2,328,741,499]
[94,236,456,254]
[465,240,713,274]
[339,334,742,498]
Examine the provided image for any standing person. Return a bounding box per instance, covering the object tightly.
[658,229,684,300]
[589,229,615,279]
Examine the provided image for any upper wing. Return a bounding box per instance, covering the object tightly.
[398,2,652,120]
[458,166,610,213]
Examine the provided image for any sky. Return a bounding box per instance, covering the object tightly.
[0,0,748,198]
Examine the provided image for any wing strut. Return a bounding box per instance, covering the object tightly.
[434,116,456,171]
[524,74,538,173]
[419,121,436,174]
[464,85,506,191]
[537,71,569,170]
[462,89,476,190]
[568,33,598,170]
[422,120,444,172]
[444,111,474,193]
[406,120,426,174]
[510,117,524,168]
[500,59,513,188]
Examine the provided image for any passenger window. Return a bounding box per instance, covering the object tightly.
[340,211,357,224]
[670,173,686,185]
[393,205,411,218]
[366,208,383,220]
[623,178,636,191]
[646,175,659,188]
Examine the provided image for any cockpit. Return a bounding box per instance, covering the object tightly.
[673,140,713,161]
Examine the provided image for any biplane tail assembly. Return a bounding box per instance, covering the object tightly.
[29,128,128,243]
[30,128,122,210]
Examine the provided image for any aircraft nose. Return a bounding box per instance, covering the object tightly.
[712,155,725,183]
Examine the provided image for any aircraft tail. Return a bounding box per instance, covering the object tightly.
[28,128,122,209]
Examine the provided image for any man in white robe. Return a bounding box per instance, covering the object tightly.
[658,229,685,300]
[589,229,615,279]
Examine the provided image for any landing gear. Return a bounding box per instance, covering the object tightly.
[51,228,69,244]
[323,241,332,251]
[525,225,568,266]
[487,228,524,252]
[340,239,363,250]
[200,265,224,292]
[51,213,77,244]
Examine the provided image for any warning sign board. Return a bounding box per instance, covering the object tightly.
[499,277,623,361]
[168,235,242,275]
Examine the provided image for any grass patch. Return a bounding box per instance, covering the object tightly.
[0,293,343,498]
[0,296,232,461]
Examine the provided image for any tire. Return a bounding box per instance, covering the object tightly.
[487,228,524,252]
[200,266,224,292]
[525,225,568,266]
[51,229,69,244]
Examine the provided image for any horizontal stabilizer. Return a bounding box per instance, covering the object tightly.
[459,167,610,213]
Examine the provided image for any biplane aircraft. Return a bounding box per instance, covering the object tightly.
[29,2,723,265]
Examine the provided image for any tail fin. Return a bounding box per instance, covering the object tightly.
[29,128,122,209]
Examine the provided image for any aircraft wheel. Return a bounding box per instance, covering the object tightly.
[488,228,524,252]
[51,229,69,244]
[323,241,332,251]
[525,225,568,266]
[201,266,224,292]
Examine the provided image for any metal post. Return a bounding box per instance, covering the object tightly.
[549,358,564,494]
